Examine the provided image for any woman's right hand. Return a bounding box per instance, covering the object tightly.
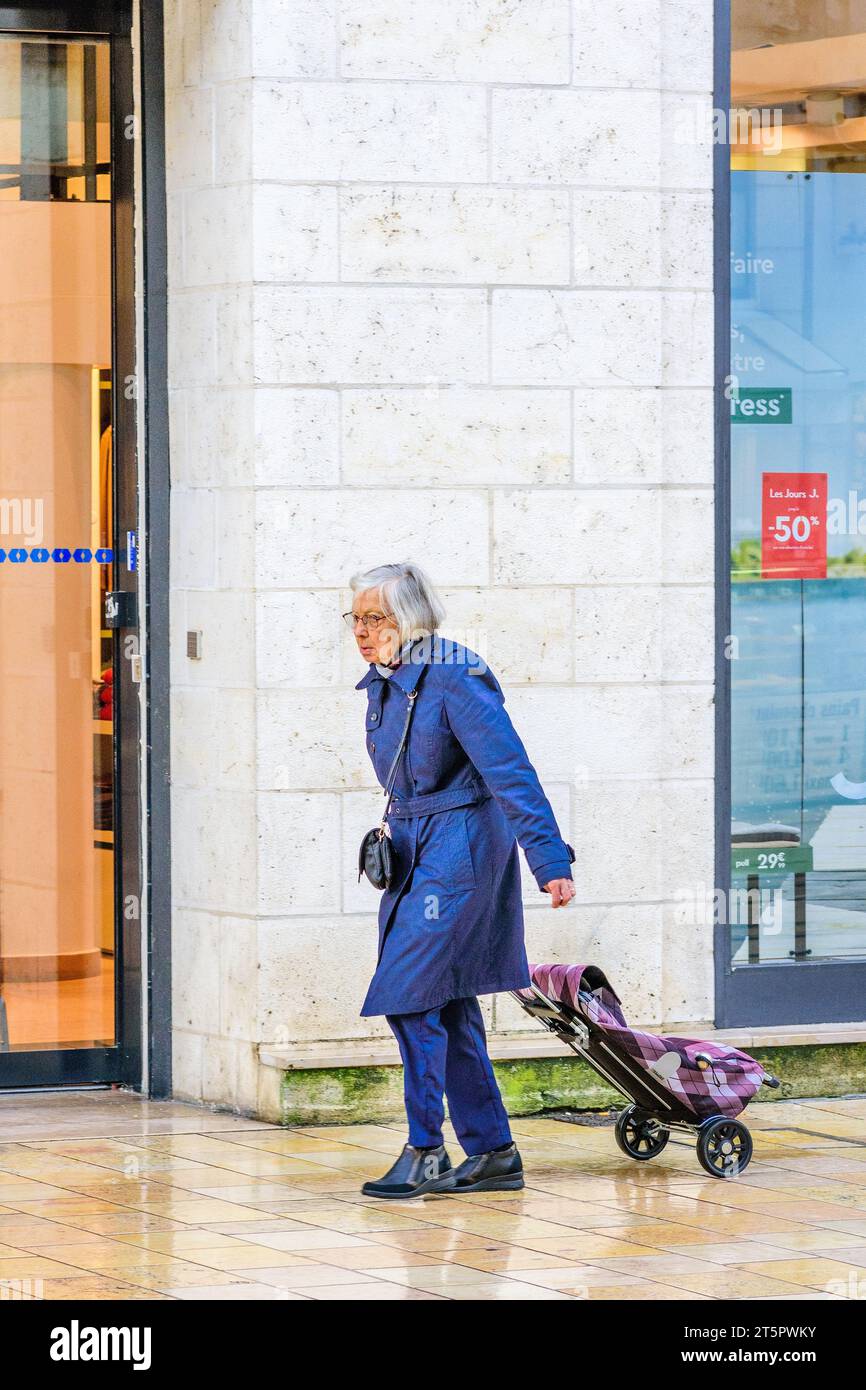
[544,878,575,908]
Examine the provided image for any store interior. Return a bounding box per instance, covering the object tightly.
[0,35,115,1051]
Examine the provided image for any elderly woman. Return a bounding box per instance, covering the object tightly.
[346,561,575,1199]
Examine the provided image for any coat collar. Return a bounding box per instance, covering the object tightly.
[354,633,434,691]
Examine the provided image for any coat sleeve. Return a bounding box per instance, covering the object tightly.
[441,660,574,891]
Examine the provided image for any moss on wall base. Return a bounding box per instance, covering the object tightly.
[280,1066,407,1128]
[279,1043,866,1127]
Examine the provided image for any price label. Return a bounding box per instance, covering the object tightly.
[761,472,828,579]
[731,845,813,875]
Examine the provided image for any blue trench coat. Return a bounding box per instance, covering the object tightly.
[357,634,574,1017]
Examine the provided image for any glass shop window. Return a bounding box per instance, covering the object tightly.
[729,2,866,967]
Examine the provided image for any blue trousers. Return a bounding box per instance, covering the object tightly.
[386,996,513,1156]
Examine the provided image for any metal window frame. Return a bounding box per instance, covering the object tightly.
[138,0,171,1099]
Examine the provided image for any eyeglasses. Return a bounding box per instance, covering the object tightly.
[341,611,395,631]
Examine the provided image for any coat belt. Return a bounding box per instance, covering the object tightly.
[387,780,490,819]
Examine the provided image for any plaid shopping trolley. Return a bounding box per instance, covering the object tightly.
[512,963,780,1178]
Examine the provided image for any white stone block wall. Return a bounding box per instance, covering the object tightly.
[164,0,716,1115]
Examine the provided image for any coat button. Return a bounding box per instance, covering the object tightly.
[370,712,379,722]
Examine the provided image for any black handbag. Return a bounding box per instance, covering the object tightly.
[358,670,425,891]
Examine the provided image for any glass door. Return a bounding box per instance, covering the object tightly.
[0,3,140,1084]
[719,1,866,1024]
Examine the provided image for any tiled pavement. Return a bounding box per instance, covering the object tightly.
[2,1090,866,1300]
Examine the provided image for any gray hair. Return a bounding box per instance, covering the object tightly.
[350,561,446,644]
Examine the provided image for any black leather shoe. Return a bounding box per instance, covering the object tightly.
[450,1142,524,1192]
[361,1144,455,1199]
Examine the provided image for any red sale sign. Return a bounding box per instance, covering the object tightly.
[761,472,828,579]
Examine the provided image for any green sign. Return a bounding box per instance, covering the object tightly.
[731,387,792,424]
[731,844,813,875]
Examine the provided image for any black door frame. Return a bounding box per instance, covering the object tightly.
[714,0,866,1026]
[138,0,172,1099]
[0,0,164,1087]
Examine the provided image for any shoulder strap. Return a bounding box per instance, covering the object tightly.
[379,661,428,826]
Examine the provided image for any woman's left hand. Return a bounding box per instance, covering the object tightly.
[544,878,576,908]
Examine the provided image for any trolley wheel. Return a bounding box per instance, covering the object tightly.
[614,1105,670,1161]
[696,1116,753,1179]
